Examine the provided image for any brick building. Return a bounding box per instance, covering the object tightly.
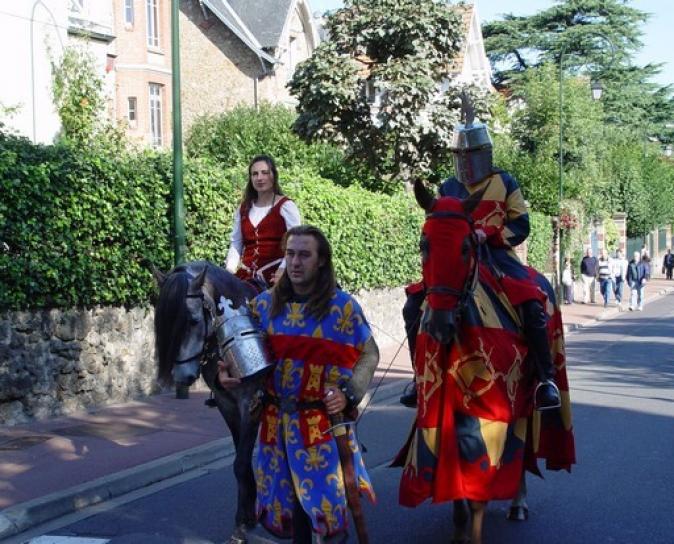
[112,0,172,147]
[179,0,319,130]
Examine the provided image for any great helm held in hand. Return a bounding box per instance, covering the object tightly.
[450,93,493,186]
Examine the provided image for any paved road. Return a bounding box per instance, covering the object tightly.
[15,295,674,544]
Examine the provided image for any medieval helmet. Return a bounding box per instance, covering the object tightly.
[450,93,493,185]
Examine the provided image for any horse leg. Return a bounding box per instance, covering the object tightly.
[217,399,255,544]
[468,500,487,544]
[507,472,529,521]
[233,411,259,529]
[451,499,470,543]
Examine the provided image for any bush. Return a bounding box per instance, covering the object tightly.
[0,132,172,309]
[185,103,384,192]
[528,210,554,273]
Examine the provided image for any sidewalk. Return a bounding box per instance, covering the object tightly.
[1,278,672,540]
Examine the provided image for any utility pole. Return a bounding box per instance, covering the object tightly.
[171,0,186,266]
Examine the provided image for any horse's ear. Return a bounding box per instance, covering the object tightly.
[192,265,208,291]
[141,258,167,287]
[414,179,436,212]
[462,186,487,216]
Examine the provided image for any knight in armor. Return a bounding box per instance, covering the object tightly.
[225,155,301,287]
[219,225,379,543]
[400,114,561,412]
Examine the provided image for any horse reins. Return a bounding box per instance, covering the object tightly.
[173,292,215,367]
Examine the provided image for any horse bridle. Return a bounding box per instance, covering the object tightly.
[173,291,216,367]
[423,210,481,312]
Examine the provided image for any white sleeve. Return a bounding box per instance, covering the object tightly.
[225,208,243,273]
[277,200,302,269]
[280,199,301,229]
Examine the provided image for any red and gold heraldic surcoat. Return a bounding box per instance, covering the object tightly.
[251,290,376,539]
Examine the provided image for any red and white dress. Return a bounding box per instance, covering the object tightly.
[225,196,301,284]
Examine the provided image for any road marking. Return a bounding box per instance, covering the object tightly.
[25,537,110,544]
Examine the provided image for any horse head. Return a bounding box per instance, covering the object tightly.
[414,180,482,344]
[153,261,256,388]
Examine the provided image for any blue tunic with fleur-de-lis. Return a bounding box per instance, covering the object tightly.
[250,289,376,539]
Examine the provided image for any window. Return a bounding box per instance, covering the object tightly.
[70,0,85,13]
[149,84,162,147]
[124,0,134,25]
[286,36,296,82]
[146,0,159,48]
[127,97,137,123]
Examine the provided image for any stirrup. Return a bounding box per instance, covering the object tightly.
[534,380,561,411]
[399,381,418,408]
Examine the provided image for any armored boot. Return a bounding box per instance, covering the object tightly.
[400,288,424,408]
[521,300,561,411]
[399,381,418,408]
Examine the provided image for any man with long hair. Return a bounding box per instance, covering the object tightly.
[219,225,379,543]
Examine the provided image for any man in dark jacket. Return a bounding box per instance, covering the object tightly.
[580,249,598,304]
[627,251,648,311]
[662,248,674,280]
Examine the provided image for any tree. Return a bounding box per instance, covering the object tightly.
[289,0,489,188]
[482,0,673,141]
[501,64,605,216]
[50,46,106,143]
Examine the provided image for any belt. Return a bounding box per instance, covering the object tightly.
[264,393,325,414]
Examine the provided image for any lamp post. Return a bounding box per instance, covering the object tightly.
[556,34,614,301]
[171,0,186,267]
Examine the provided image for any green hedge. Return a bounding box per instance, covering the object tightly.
[527,210,554,273]
[1,127,553,310]
[0,131,423,310]
[0,133,172,309]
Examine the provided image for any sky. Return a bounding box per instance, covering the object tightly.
[309,0,674,88]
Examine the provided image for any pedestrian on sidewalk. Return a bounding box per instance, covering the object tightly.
[562,257,574,304]
[219,225,378,543]
[612,249,628,310]
[580,248,598,304]
[662,248,674,280]
[627,250,648,311]
[597,249,613,307]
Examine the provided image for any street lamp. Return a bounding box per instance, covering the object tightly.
[590,80,603,101]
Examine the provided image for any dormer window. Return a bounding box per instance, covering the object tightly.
[70,0,85,13]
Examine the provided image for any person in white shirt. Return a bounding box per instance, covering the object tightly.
[225,155,301,286]
[597,249,612,308]
[611,249,628,310]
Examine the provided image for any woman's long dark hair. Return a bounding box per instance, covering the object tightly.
[270,225,337,320]
[242,154,283,210]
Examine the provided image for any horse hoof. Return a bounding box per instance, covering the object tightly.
[506,505,528,521]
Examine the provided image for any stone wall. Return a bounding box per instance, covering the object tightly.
[0,289,407,426]
[0,307,158,426]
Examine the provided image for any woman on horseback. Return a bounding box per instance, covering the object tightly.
[225,155,301,287]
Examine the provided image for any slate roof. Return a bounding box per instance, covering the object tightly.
[227,0,294,49]
[200,0,279,63]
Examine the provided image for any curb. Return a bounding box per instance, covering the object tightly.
[0,379,409,541]
[0,437,234,540]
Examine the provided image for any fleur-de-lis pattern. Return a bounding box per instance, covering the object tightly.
[252,289,376,539]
